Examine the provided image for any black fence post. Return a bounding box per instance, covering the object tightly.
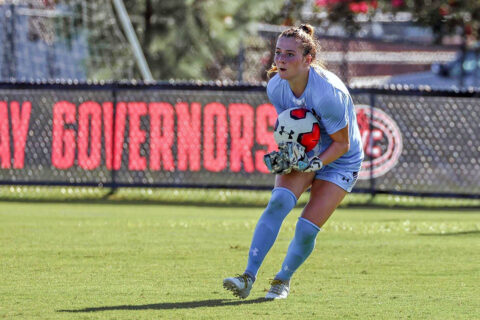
[459,39,466,88]
[1,4,16,80]
[237,40,244,82]
[341,36,350,84]
[369,91,376,200]
[104,86,118,198]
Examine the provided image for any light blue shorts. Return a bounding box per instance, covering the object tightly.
[314,166,359,193]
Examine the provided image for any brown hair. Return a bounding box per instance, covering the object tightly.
[267,24,324,79]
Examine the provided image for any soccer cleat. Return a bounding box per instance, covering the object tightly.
[223,274,254,299]
[265,279,290,299]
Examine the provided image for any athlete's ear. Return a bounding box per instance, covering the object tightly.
[304,54,312,65]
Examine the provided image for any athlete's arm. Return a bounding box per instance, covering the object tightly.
[317,124,350,166]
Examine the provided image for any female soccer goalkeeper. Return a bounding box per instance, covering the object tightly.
[223,24,364,299]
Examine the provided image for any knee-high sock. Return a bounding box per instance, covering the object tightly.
[244,187,297,280]
[275,217,320,281]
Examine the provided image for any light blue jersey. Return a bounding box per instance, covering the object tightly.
[267,67,364,172]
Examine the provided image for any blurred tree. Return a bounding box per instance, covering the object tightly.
[311,0,479,45]
[122,0,283,80]
[388,0,479,45]
[121,0,480,81]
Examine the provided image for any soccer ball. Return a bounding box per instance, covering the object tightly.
[273,107,321,152]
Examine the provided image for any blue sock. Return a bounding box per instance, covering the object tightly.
[244,187,297,281]
[275,217,320,281]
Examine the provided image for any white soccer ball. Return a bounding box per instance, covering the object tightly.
[273,107,321,152]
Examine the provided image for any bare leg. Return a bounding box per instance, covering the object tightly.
[301,179,347,227]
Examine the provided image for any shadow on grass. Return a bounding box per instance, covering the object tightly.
[3,197,480,211]
[57,298,272,312]
[418,230,480,236]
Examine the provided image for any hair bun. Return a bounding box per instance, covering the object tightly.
[299,24,314,37]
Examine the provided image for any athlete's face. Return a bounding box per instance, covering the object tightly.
[274,36,311,81]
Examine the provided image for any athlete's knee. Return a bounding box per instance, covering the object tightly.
[265,187,297,214]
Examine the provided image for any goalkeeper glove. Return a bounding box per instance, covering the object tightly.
[293,156,323,172]
[263,148,292,175]
[283,142,324,172]
[264,142,324,174]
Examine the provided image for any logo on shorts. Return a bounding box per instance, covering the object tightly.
[356,105,403,180]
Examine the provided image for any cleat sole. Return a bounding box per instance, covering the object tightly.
[223,280,247,299]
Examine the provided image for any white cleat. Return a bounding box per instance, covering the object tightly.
[265,279,290,299]
[223,274,254,299]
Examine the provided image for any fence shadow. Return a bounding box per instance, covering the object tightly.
[2,196,480,211]
[418,230,480,236]
[57,298,272,313]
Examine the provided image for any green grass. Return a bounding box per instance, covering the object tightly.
[2,185,480,208]
[0,202,479,319]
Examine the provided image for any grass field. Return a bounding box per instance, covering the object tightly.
[0,201,479,319]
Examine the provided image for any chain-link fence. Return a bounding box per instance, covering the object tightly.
[0,0,137,82]
[0,82,479,199]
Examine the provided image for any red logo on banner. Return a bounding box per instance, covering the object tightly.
[356,105,403,179]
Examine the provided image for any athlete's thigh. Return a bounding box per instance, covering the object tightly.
[301,179,347,227]
[275,171,316,199]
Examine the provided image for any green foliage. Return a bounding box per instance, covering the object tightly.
[115,0,480,81]
[1,202,479,319]
[118,0,480,81]
[122,0,284,80]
